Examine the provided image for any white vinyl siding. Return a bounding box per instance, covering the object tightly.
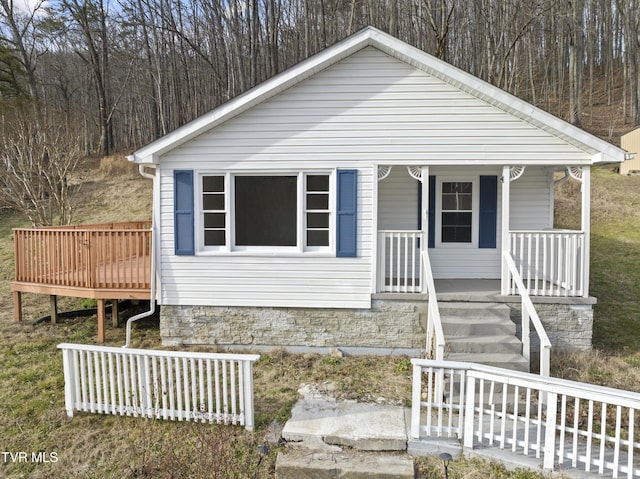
[163,48,590,168]
[510,166,553,230]
[377,167,419,230]
[159,167,373,308]
[158,47,591,304]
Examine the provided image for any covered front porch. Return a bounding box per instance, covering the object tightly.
[374,164,590,300]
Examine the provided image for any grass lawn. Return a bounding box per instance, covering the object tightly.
[1,162,639,478]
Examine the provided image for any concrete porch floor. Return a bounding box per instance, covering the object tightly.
[434,279,503,301]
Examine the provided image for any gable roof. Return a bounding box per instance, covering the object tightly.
[128,26,625,165]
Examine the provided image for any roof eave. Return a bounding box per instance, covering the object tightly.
[128,28,378,164]
[129,26,626,166]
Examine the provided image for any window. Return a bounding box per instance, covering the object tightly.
[235,176,297,246]
[199,172,332,252]
[305,175,330,247]
[202,176,226,246]
[441,181,473,243]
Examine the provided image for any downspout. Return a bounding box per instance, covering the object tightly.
[124,164,157,348]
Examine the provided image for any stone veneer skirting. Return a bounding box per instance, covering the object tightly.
[160,300,428,356]
[508,301,594,351]
[160,299,593,355]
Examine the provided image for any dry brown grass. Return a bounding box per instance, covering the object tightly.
[98,154,140,178]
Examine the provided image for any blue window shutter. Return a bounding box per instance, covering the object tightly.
[174,170,195,255]
[428,175,436,248]
[479,175,498,248]
[336,169,357,257]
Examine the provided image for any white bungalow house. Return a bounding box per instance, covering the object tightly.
[128,27,624,370]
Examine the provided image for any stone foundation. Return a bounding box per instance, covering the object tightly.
[160,299,427,355]
[508,301,594,350]
[160,298,593,355]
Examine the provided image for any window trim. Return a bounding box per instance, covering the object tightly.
[435,176,479,248]
[196,171,335,255]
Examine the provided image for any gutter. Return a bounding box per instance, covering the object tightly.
[124,164,157,348]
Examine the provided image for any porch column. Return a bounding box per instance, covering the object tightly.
[421,166,430,294]
[500,165,511,295]
[582,167,591,297]
[420,166,434,293]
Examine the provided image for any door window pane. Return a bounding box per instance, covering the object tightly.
[441,182,472,243]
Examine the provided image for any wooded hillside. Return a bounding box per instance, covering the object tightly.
[1,0,638,156]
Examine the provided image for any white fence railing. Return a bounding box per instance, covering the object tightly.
[422,250,445,361]
[504,251,551,376]
[509,230,586,297]
[58,344,260,431]
[411,359,640,478]
[377,230,422,293]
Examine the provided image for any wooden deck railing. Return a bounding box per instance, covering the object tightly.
[14,222,152,291]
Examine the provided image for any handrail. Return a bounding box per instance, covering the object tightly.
[410,358,640,476]
[503,250,551,376]
[421,250,445,360]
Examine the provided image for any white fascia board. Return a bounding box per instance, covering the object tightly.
[367,29,625,165]
[128,29,377,164]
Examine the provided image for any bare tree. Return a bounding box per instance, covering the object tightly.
[0,102,82,226]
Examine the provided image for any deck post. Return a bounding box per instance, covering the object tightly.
[97,299,106,343]
[50,295,58,325]
[112,300,120,327]
[13,291,22,322]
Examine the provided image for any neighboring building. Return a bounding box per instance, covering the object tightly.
[621,128,640,175]
[128,27,625,364]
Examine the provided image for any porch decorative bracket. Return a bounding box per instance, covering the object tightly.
[407,166,423,182]
[378,165,392,181]
[567,166,583,183]
[510,166,526,181]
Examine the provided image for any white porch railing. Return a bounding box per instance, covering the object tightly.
[422,250,445,361]
[411,359,640,477]
[58,343,260,431]
[504,251,551,377]
[509,230,586,297]
[377,230,422,293]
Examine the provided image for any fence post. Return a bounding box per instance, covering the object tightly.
[410,363,422,439]
[61,347,76,418]
[243,360,255,432]
[543,391,558,471]
[463,373,476,449]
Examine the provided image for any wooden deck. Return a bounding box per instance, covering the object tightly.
[12,222,152,343]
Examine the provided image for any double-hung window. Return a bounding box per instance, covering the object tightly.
[199,172,332,253]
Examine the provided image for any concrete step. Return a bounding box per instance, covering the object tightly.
[275,450,415,479]
[441,318,516,337]
[445,352,529,372]
[281,398,409,452]
[446,335,522,354]
[439,302,512,321]
[438,301,527,371]
[440,302,515,336]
